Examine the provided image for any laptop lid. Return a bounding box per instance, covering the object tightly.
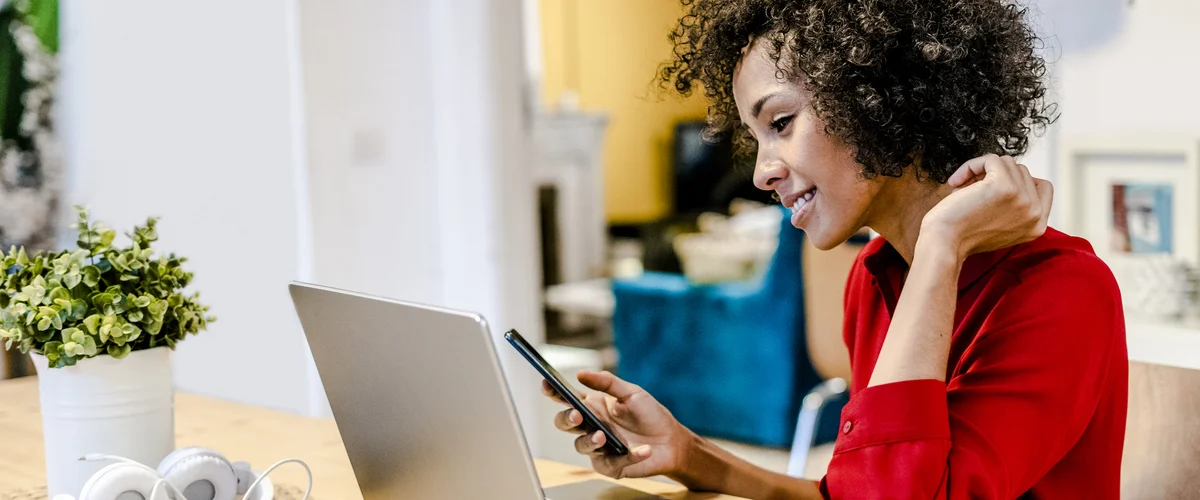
[289,282,545,499]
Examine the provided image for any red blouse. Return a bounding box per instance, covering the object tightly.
[819,228,1128,499]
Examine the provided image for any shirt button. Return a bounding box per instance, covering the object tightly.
[843,421,853,434]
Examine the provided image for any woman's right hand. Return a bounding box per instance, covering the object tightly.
[544,370,695,480]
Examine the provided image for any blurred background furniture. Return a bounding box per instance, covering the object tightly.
[610,208,816,446]
[1121,360,1200,499]
[532,110,610,328]
[787,237,862,478]
[1,352,30,380]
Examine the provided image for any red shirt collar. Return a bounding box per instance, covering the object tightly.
[861,237,1018,291]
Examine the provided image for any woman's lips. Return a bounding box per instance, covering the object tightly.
[788,187,816,227]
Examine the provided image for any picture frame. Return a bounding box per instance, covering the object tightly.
[1057,139,1200,268]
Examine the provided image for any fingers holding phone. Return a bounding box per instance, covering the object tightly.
[562,370,694,480]
[507,330,693,479]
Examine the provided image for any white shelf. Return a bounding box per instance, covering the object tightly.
[1127,321,1200,371]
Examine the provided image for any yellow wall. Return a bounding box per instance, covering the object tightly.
[540,0,710,224]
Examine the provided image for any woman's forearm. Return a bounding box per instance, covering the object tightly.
[670,433,823,500]
[868,233,963,387]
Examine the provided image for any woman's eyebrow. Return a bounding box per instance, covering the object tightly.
[752,91,785,120]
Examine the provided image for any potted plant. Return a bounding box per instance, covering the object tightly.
[0,206,214,496]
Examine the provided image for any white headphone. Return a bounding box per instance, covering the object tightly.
[51,447,312,500]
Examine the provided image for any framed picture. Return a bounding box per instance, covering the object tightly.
[1057,139,1200,267]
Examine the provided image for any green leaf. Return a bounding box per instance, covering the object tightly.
[42,341,60,361]
[125,324,141,342]
[69,299,87,321]
[93,293,111,307]
[24,0,59,54]
[62,272,81,290]
[126,310,143,323]
[81,266,100,288]
[0,292,8,309]
[61,327,80,343]
[145,320,163,336]
[81,335,98,356]
[36,318,50,331]
[23,283,45,305]
[82,314,100,335]
[147,300,166,318]
[47,286,68,303]
[15,247,28,266]
[107,343,131,359]
[134,296,151,308]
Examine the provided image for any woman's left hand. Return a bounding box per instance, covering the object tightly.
[921,154,1054,259]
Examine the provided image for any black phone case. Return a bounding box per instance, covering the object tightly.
[504,329,630,456]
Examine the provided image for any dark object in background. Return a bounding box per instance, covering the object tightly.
[672,120,731,215]
[618,120,773,274]
[671,120,773,215]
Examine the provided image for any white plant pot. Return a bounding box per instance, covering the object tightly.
[30,346,176,497]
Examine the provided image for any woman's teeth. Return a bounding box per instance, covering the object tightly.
[790,189,815,215]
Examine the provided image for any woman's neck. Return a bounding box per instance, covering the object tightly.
[867,172,952,265]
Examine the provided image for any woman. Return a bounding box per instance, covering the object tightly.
[544,0,1127,498]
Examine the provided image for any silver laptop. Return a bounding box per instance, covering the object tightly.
[289,282,663,500]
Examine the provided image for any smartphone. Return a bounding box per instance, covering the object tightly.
[504,329,629,456]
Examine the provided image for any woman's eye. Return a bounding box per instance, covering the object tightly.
[769,115,793,133]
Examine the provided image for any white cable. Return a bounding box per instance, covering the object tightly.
[241,458,313,500]
[81,454,188,500]
[149,478,170,500]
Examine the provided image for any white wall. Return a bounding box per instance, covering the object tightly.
[1027,0,1200,191]
[59,0,314,414]
[58,0,544,435]
[295,0,545,447]
[1053,0,1200,139]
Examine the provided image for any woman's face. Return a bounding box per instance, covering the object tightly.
[733,41,885,250]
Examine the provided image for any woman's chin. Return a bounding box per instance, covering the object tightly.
[805,226,856,251]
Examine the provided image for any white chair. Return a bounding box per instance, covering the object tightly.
[786,378,847,477]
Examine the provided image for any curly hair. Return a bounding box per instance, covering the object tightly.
[659,0,1055,183]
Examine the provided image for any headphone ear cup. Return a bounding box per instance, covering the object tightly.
[76,463,162,500]
[158,454,237,500]
[156,447,209,477]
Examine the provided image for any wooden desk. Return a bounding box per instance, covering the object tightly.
[0,378,739,499]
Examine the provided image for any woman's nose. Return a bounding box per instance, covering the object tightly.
[753,158,788,191]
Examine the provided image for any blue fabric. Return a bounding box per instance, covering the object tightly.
[612,208,821,446]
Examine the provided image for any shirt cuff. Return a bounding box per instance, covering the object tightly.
[834,379,950,453]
